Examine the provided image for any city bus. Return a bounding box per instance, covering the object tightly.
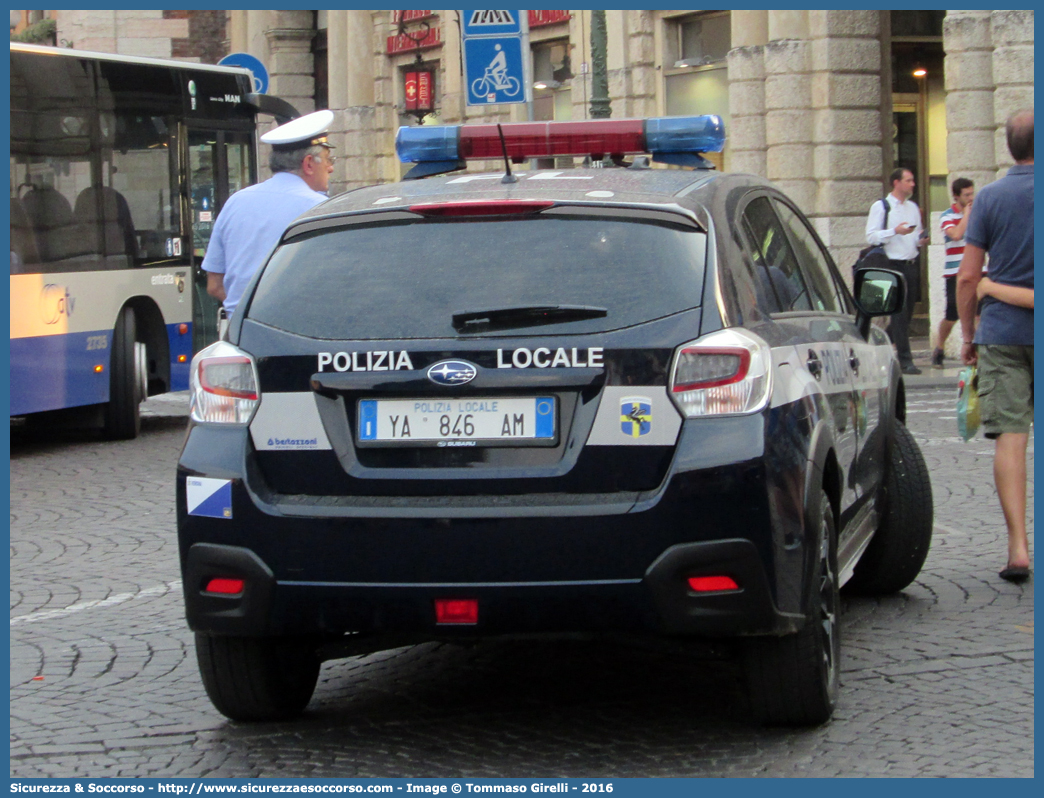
[10,42,296,437]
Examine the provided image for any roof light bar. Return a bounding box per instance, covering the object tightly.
[395,115,725,178]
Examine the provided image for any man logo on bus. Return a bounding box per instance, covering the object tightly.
[39,284,74,325]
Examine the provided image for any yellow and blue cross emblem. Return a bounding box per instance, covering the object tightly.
[620,396,652,438]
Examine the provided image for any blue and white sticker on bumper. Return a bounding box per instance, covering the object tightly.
[186,477,233,519]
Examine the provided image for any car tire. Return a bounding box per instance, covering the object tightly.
[103,307,142,440]
[195,633,321,722]
[743,492,839,726]
[844,420,933,595]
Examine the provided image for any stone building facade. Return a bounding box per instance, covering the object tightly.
[40,9,1034,351]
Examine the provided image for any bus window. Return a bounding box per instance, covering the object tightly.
[96,59,185,268]
[107,111,182,265]
[10,53,95,273]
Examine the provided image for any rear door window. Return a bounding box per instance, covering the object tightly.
[247,214,707,339]
[740,196,812,313]
[772,199,847,314]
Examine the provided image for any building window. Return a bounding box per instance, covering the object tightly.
[891,10,945,38]
[531,39,572,123]
[675,12,730,68]
[663,12,730,168]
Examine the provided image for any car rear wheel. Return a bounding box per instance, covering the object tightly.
[195,633,321,721]
[743,492,839,726]
[844,420,933,595]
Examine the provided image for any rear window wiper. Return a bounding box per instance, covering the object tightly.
[452,304,608,332]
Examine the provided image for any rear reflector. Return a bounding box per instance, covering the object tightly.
[409,200,555,217]
[687,575,740,592]
[205,577,245,595]
[435,598,479,625]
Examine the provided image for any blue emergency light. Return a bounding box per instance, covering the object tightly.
[395,115,725,179]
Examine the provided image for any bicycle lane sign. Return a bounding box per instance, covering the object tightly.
[464,36,525,105]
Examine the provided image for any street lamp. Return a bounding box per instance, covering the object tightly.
[589,10,611,119]
[397,11,435,124]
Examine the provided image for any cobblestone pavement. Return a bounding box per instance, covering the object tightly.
[10,386,1033,778]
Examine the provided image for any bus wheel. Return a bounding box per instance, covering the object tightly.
[104,307,143,439]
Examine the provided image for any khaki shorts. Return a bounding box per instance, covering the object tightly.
[977,344,1034,438]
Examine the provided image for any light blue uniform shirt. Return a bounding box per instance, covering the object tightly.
[202,171,327,315]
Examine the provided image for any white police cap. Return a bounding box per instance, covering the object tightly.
[260,109,335,150]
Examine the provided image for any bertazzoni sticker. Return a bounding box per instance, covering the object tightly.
[249,393,333,451]
[186,477,233,519]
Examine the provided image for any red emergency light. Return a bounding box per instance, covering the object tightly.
[459,119,646,160]
[395,114,725,179]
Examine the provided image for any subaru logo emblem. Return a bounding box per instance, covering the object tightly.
[427,360,478,386]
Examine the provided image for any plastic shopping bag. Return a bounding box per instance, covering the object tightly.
[956,366,980,442]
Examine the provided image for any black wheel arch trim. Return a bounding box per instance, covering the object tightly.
[801,420,838,623]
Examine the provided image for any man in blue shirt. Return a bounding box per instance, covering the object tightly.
[957,109,1034,582]
[203,110,335,320]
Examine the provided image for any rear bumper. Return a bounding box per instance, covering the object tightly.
[182,535,796,641]
[177,413,809,642]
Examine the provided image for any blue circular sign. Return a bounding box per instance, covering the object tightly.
[218,52,269,95]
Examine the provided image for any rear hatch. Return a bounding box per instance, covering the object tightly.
[238,205,707,500]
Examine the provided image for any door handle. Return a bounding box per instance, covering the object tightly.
[849,349,860,374]
[807,350,823,380]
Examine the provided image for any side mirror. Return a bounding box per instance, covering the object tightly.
[853,268,906,339]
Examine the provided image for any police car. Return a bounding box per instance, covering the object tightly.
[177,115,933,725]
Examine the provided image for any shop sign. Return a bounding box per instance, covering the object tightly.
[405,71,434,112]
[528,10,570,28]
[387,25,442,55]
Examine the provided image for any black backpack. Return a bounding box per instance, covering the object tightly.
[854,198,892,274]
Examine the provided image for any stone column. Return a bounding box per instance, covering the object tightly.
[989,10,1034,175]
[941,11,995,355]
[624,11,657,119]
[265,11,316,116]
[727,11,768,177]
[325,11,349,195]
[764,12,814,214]
[370,10,403,185]
[943,11,995,191]
[257,13,314,181]
[339,10,382,191]
[727,48,766,177]
[808,11,883,279]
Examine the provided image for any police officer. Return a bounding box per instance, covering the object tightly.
[203,109,336,331]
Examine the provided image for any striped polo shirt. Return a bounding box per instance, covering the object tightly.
[939,203,966,276]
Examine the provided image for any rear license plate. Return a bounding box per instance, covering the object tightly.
[357,396,556,447]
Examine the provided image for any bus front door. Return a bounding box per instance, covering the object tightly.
[187,129,255,351]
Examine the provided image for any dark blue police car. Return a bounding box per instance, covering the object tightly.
[177,115,933,725]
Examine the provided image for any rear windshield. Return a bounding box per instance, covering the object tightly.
[247,215,707,339]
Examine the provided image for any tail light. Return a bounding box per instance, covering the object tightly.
[669,328,771,417]
[189,341,260,424]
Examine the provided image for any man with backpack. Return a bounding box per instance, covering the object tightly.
[864,167,927,374]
